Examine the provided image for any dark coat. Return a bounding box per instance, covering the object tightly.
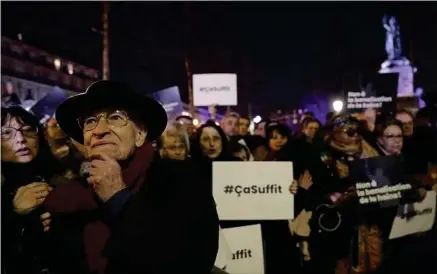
[47,159,219,274]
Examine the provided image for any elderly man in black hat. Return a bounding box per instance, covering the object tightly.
[43,80,219,274]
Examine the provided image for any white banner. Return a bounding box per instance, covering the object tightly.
[389,191,436,239]
[222,224,264,274]
[192,73,237,106]
[213,162,294,220]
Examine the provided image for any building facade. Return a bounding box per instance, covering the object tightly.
[1,36,100,109]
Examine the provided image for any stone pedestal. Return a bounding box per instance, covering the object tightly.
[379,60,417,98]
[396,96,418,113]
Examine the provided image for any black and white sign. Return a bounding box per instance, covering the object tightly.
[350,156,412,208]
[346,90,394,111]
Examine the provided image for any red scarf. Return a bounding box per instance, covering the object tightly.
[44,142,154,273]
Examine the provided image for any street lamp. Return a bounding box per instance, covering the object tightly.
[253,115,262,124]
[332,100,344,113]
[54,58,61,71]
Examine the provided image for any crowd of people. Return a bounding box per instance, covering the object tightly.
[2,80,437,274]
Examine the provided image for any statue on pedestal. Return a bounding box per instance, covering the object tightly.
[383,15,402,61]
[381,15,410,69]
[379,15,416,98]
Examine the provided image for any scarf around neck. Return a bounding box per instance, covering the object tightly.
[43,142,155,274]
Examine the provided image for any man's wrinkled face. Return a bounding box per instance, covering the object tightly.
[82,108,147,160]
[200,127,223,159]
[396,112,414,137]
[161,135,186,160]
[237,118,250,136]
[378,125,403,155]
[221,116,238,137]
[303,122,320,138]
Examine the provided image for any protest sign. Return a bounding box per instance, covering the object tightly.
[389,191,436,239]
[214,227,232,269]
[151,86,183,119]
[221,224,264,274]
[346,73,397,114]
[192,73,237,106]
[32,86,69,123]
[213,162,294,220]
[346,90,394,112]
[349,156,412,208]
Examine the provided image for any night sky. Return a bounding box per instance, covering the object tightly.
[2,2,437,116]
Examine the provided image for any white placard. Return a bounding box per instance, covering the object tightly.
[213,162,294,220]
[192,73,237,106]
[214,226,232,269]
[389,191,436,239]
[222,225,264,274]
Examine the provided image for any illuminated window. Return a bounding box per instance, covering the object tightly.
[54,58,61,71]
[67,63,74,75]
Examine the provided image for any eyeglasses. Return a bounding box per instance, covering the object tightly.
[1,126,38,140]
[78,110,130,132]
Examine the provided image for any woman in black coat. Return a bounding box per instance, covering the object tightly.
[1,106,63,274]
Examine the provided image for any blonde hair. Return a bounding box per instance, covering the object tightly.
[159,122,190,154]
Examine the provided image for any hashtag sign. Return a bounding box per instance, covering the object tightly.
[224,185,234,194]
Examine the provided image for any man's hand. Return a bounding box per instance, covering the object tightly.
[13,182,53,215]
[87,153,126,202]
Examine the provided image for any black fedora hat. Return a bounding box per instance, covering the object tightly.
[55,80,167,144]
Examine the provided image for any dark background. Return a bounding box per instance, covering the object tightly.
[2,2,437,116]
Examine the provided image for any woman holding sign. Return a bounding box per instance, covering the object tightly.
[372,115,434,274]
